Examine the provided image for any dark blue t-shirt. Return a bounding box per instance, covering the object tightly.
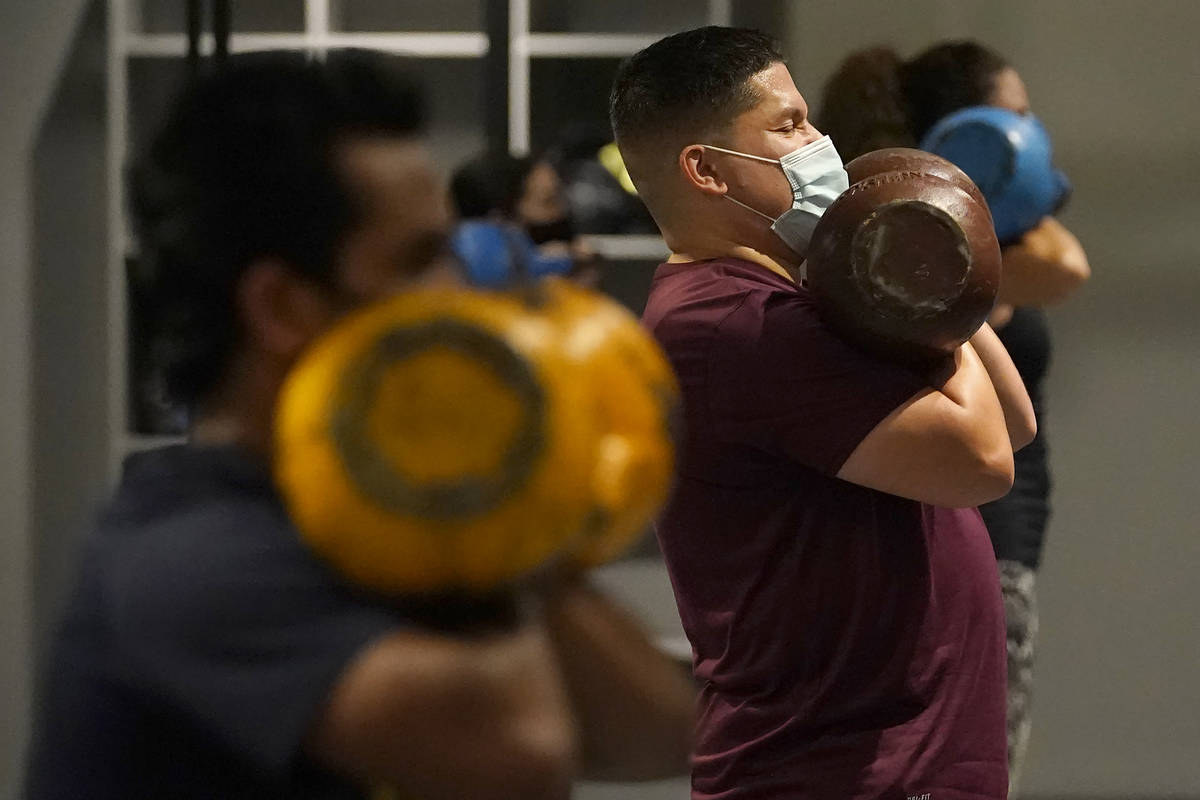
[24,445,406,799]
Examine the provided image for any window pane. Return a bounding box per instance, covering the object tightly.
[127,57,189,158]
[135,0,305,34]
[330,0,484,32]
[530,0,709,33]
[406,59,488,174]
[530,57,618,154]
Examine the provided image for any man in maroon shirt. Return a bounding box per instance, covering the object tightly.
[610,27,1038,800]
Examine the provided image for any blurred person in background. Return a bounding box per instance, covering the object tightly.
[451,150,601,287]
[548,123,660,237]
[24,49,693,800]
[820,40,1091,796]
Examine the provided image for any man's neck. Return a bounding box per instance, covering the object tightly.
[668,245,799,283]
[189,359,282,459]
[664,220,805,283]
[190,413,267,453]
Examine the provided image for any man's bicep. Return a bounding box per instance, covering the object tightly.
[836,386,944,493]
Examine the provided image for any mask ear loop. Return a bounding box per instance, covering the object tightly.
[723,194,776,223]
[696,143,781,165]
[692,145,784,222]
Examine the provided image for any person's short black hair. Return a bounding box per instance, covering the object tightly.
[817,40,1009,161]
[609,26,784,153]
[450,151,537,219]
[900,40,1009,141]
[130,49,425,407]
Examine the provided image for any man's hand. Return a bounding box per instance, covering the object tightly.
[968,322,1037,450]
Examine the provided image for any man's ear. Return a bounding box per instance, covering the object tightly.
[679,145,728,196]
[236,259,333,362]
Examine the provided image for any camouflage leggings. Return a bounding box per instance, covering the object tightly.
[998,560,1038,799]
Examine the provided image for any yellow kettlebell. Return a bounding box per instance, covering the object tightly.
[274,286,599,594]
[543,279,680,566]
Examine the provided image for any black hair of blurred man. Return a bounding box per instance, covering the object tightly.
[131,49,458,452]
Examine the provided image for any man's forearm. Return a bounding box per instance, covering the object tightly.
[968,323,1037,449]
[539,574,694,781]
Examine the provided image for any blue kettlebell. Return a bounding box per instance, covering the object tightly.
[450,220,573,289]
[919,106,1071,245]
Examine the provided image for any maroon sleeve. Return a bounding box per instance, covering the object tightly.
[707,289,932,475]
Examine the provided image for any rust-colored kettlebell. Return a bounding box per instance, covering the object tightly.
[806,148,1001,363]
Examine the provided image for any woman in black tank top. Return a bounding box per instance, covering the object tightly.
[818,41,1091,797]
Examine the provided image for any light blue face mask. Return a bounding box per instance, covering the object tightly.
[701,135,849,255]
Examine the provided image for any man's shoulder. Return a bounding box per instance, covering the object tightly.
[109,443,287,535]
[95,449,333,633]
[646,259,815,336]
[649,257,797,295]
[104,446,294,564]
